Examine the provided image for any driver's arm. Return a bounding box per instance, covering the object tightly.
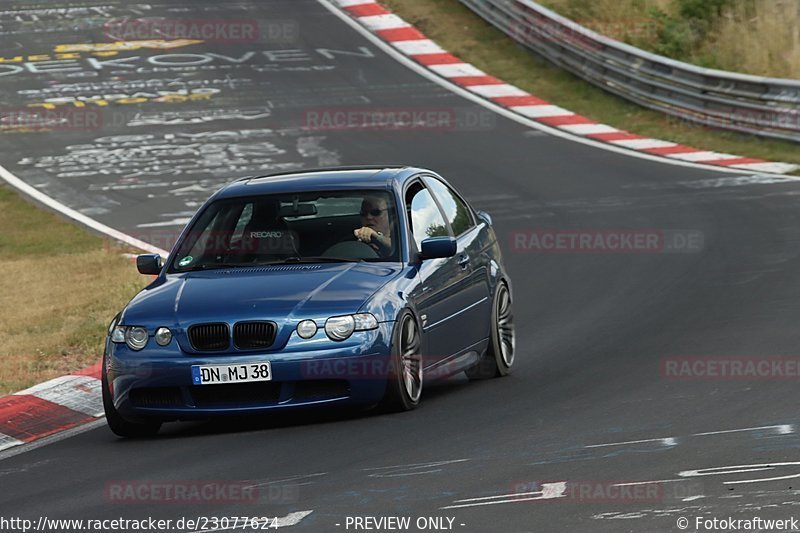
[354,227,391,255]
[371,231,391,255]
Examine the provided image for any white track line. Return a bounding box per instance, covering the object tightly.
[441,482,567,509]
[0,165,168,255]
[585,437,677,448]
[611,479,684,487]
[363,459,469,470]
[693,424,793,436]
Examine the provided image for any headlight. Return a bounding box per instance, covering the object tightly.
[325,315,355,341]
[155,327,172,346]
[124,326,149,351]
[324,313,378,341]
[296,320,318,339]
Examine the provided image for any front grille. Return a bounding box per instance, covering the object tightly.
[190,382,282,407]
[293,380,350,401]
[188,323,230,351]
[129,387,184,408]
[234,321,276,350]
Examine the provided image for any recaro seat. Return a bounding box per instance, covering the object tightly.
[238,200,298,260]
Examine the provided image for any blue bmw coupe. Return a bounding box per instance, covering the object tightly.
[103,166,514,436]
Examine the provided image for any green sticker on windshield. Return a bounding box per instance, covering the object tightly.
[178,256,193,267]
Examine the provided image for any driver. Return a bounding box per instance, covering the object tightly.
[354,196,392,256]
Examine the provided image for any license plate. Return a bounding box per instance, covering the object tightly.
[191,361,272,385]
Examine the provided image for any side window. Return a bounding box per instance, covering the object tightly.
[407,184,449,250]
[425,177,474,236]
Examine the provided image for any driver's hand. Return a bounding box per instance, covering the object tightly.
[354,226,377,243]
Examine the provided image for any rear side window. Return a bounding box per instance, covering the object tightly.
[425,177,474,236]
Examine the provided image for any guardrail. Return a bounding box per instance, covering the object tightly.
[459,0,800,142]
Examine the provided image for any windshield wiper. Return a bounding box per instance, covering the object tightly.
[176,257,362,272]
[178,261,286,271]
[283,256,363,263]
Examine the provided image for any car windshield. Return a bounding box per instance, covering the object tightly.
[168,190,400,272]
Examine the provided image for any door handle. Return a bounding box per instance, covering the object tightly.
[457,253,470,269]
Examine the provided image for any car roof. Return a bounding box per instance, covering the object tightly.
[215,166,427,199]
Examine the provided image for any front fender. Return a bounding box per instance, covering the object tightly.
[358,265,420,323]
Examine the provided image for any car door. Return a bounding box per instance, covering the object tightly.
[422,175,492,348]
[405,180,480,366]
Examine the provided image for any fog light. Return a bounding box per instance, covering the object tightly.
[297,320,318,339]
[155,327,172,346]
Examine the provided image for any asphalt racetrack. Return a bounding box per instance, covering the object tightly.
[3,1,800,531]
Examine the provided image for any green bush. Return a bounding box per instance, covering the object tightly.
[649,0,733,60]
[677,0,732,26]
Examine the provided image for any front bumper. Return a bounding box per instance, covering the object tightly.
[106,322,395,420]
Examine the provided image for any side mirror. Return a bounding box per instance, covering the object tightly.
[136,254,162,275]
[476,210,492,225]
[420,236,457,260]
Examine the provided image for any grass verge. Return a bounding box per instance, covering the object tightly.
[539,0,800,79]
[0,185,149,396]
[380,0,800,172]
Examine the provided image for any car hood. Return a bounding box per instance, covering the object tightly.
[122,262,402,327]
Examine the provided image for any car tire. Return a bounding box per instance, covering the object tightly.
[381,310,423,412]
[102,363,161,438]
[466,281,515,380]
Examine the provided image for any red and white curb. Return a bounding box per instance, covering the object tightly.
[0,362,102,451]
[331,0,798,175]
[0,257,160,449]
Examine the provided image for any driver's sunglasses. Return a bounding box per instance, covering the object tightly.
[360,208,387,217]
